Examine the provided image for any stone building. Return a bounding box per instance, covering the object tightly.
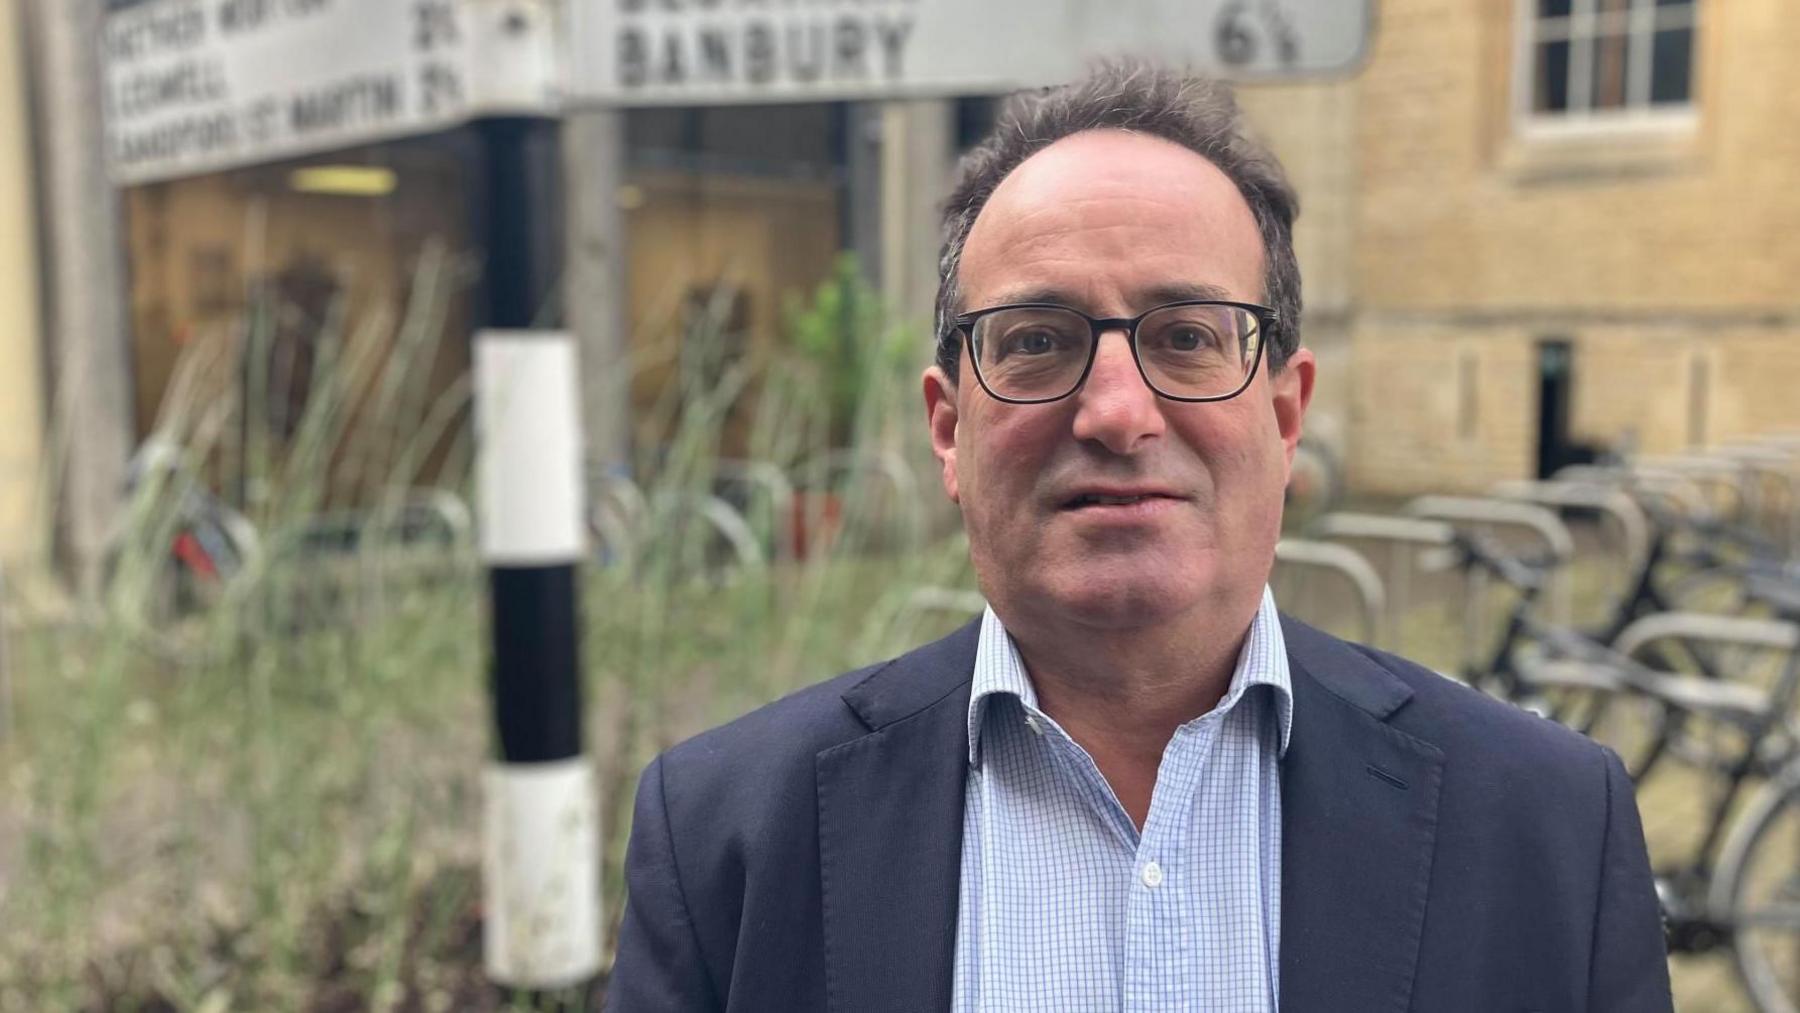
[1261,0,1787,495]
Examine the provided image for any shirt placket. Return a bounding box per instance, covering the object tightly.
[1015,706,1136,1007]
[1122,715,1219,1010]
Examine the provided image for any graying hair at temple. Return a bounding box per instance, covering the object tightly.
[932,60,1304,381]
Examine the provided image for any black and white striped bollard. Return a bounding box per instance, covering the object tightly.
[476,326,599,997]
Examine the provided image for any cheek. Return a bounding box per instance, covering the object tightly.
[959,416,1061,533]
[966,412,1053,484]
[1172,406,1286,500]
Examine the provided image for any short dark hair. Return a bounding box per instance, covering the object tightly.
[933,60,1302,381]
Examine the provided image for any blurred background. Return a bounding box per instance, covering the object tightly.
[6,0,1800,1009]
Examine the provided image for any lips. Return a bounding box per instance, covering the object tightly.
[1059,488,1185,510]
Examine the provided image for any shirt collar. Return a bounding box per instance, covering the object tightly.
[966,586,1294,767]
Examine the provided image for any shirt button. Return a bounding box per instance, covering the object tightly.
[1024,713,1045,736]
[1141,861,1164,888]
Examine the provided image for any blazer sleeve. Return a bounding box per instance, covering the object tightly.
[605,755,722,1013]
[1587,747,1673,1012]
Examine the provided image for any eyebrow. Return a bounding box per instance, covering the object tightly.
[976,281,1240,314]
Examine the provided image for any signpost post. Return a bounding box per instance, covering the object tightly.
[32,0,134,600]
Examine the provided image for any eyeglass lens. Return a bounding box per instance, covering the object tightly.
[971,304,1260,401]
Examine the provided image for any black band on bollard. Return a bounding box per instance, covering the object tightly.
[488,564,583,764]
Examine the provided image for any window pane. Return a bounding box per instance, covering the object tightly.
[1591,31,1633,109]
[1650,27,1693,104]
[1655,0,1693,8]
[1538,0,1572,17]
[1652,0,1697,29]
[1594,0,1631,31]
[1534,39,1572,112]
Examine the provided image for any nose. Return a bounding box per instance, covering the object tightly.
[1070,329,1165,455]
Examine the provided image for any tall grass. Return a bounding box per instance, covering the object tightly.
[0,250,974,1009]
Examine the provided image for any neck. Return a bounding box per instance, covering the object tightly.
[1007,603,1255,829]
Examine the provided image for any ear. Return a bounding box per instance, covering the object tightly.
[923,363,962,503]
[1270,347,1316,470]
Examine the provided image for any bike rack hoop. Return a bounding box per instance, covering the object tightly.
[1490,478,1651,600]
[1639,454,1756,523]
[1403,494,1578,631]
[1274,538,1386,647]
[1607,611,1797,731]
[1305,512,1456,651]
[1401,496,1577,563]
[1708,444,1800,557]
[1553,464,1716,523]
[1308,512,1457,548]
[715,458,798,561]
[1613,611,1800,660]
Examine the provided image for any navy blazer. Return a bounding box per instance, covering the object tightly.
[606,618,1673,1012]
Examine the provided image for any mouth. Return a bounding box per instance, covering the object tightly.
[1059,490,1185,511]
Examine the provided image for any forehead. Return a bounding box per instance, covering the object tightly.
[959,129,1265,311]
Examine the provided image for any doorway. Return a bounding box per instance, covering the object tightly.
[1535,338,1576,479]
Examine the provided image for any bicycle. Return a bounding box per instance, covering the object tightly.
[1628,578,1800,1013]
[1449,531,1800,1012]
[102,437,260,628]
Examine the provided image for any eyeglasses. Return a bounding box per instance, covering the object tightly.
[951,300,1275,405]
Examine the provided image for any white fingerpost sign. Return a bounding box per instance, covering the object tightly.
[102,0,560,184]
[566,0,1375,107]
[102,0,1375,181]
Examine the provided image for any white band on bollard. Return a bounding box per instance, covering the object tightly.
[483,757,601,989]
[475,330,587,566]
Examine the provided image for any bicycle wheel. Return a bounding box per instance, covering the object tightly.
[1716,775,1800,1012]
[1572,687,1675,780]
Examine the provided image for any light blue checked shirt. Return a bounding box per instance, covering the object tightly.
[952,588,1294,1012]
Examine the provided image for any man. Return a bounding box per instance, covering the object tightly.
[606,63,1672,1012]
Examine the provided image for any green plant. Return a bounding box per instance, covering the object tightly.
[783,253,917,451]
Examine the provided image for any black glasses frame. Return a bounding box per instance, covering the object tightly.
[950,299,1278,405]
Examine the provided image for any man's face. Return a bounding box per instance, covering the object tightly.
[924,129,1314,635]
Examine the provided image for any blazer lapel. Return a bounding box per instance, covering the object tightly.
[1280,621,1446,1013]
[816,622,977,1013]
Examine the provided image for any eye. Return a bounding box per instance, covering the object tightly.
[1008,328,1062,356]
[975,308,1086,367]
[1162,324,1219,352]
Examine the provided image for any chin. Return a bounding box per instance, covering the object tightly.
[1036,565,1215,632]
